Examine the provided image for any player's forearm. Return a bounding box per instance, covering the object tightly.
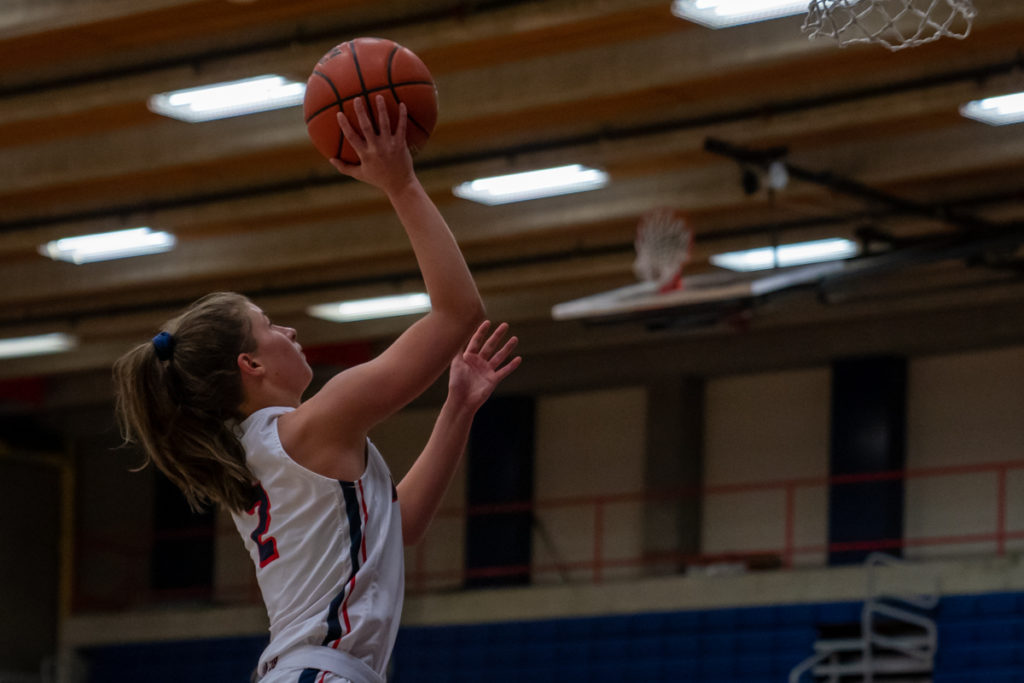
[396,399,476,545]
[386,179,484,323]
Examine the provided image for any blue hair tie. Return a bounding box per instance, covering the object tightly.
[152,331,175,361]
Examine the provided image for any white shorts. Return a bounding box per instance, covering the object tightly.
[259,646,380,683]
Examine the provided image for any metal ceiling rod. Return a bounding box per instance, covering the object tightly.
[703,137,997,233]
[702,137,1024,288]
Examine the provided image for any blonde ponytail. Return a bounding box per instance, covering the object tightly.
[113,292,259,512]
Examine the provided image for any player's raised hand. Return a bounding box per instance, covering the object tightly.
[448,321,521,412]
[331,95,414,194]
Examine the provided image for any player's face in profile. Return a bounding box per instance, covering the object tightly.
[245,304,313,398]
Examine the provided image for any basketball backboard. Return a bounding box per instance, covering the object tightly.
[551,261,846,326]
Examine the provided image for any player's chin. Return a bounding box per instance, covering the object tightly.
[300,364,314,390]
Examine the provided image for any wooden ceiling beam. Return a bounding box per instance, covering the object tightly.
[3,17,1022,224]
[2,113,1021,316]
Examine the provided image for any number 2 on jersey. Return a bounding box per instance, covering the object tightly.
[248,483,280,567]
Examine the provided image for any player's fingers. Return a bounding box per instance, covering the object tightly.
[464,320,491,355]
[336,112,366,151]
[329,157,362,179]
[374,95,392,135]
[479,322,510,358]
[395,102,408,140]
[489,336,518,368]
[352,96,375,136]
[493,355,522,382]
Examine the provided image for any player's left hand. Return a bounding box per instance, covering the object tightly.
[448,321,521,412]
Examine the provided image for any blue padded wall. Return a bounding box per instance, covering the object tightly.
[78,591,1024,683]
[390,602,856,683]
[934,591,1024,683]
[81,636,266,683]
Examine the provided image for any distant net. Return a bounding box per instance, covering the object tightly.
[803,0,976,51]
[633,209,693,292]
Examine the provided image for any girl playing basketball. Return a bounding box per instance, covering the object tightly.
[113,95,521,683]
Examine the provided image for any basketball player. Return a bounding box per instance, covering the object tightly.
[113,95,521,683]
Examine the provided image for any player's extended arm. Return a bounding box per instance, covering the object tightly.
[398,321,521,545]
[330,95,485,414]
[291,96,486,478]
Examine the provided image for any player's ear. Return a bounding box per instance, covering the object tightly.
[237,352,264,377]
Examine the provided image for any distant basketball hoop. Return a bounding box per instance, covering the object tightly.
[803,0,976,51]
[633,209,693,293]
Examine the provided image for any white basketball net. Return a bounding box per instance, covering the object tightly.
[803,0,976,51]
[633,209,692,291]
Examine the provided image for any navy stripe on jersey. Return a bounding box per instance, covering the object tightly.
[341,481,364,570]
[321,480,364,646]
[297,668,320,683]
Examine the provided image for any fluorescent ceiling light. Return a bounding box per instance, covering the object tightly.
[671,0,809,28]
[307,293,431,323]
[148,75,306,123]
[711,238,859,272]
[960,91,1024,126]
[39,227,177,264]
[0,333,76,359]
[453,164,609,205]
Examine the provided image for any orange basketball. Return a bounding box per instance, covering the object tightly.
[304,37,438,164]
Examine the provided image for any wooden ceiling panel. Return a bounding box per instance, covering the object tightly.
[0,0,1022,382]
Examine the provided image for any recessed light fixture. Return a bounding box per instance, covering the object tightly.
[711,237,859,272]
[0,332,76,360]
[39,227,177,264]
[307,293,432,323]
[453,164,609,205]
[671,0,809,28]
[148,74,306,123]
[960,91,1024,126]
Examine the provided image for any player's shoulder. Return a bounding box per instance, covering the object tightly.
[278,401,367,481]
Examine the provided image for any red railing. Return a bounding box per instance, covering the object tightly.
[74,458,1024,610]
[407,458,1024,592]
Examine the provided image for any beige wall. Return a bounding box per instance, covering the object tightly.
[905,346,1024,558]
[213,508,253,603]
[702,368,832,567]
[74,428,153,610]
[533,387,648,583]
[353,387,650,588]
[371,406,466,591]
[696,345,1024,566]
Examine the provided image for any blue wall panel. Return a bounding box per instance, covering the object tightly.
[79,591,1024,683]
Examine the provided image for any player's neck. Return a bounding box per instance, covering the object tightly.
[238,383,301,418]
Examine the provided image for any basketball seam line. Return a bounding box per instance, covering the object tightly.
[350,40,378,139]
[304,81,435,123]
[305,69,348,159]
[385,45,430,138]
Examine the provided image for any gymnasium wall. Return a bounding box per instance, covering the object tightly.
[367,386,650,589]
[702,368,831,567]
[57,341,1024,658]
[531,387,648,584]
[371,342,1024,587]
[695,345,1024,565]
[74,423,152,611]
[0,460,59,674]
[905,346,1024,559]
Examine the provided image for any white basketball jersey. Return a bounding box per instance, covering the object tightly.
[231,406,405,679]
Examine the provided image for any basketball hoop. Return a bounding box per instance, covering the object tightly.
[633,209,693,293]
[803,0,976,51]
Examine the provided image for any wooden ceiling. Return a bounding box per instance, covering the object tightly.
[2,0,1024,384]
